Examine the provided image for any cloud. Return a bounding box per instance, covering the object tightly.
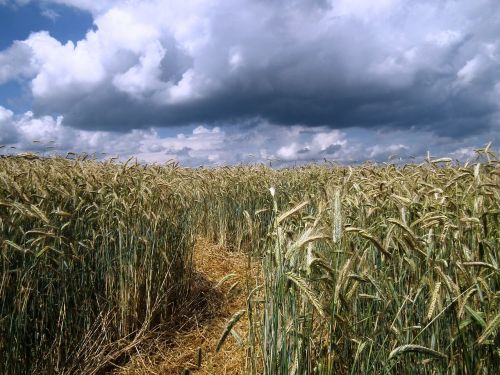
[0,0,498,164]
[40,8,60,21]
[368,143,408,160]
[321,144,342,155]
[0,105,496,166]
[0,41,37,84]
[0,106,18,144]
[0,105,152,156]
[0,0,497,136]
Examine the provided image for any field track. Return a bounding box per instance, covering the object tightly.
[117,239,254,374]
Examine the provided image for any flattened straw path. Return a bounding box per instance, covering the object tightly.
[116,238,258,375]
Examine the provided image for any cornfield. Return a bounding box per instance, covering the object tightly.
[0,148,498,374]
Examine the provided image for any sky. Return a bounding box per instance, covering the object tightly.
[0,0,498,166]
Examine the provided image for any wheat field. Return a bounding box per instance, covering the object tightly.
[0,148,498,374]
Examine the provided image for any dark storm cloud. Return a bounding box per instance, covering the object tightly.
[1,0,499,139]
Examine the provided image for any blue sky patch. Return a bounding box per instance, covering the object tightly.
[0,2,93,50]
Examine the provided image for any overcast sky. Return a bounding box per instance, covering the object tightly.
[0,0,498,165]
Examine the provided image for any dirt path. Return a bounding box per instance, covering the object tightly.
[116,239,259,374]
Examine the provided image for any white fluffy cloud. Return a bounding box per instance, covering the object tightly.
[0,106,18,144]
[0,42,37,84]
